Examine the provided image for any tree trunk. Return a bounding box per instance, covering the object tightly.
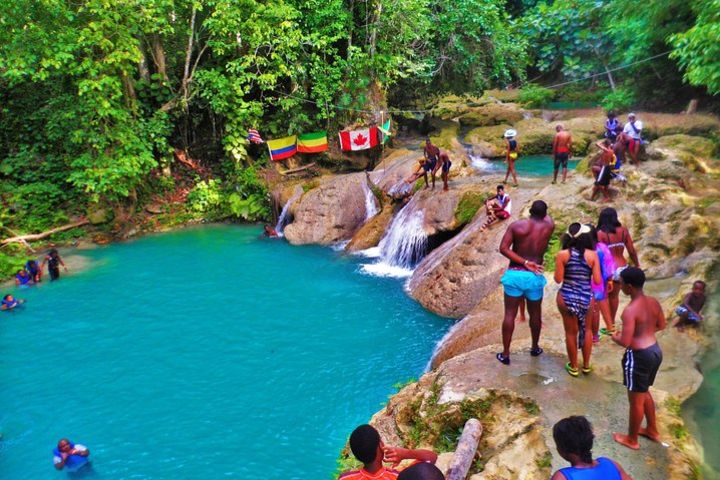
[1,220,90,246]
[138,44,151,81]
[686,99,699,114]
[445,419,483,480]
[182,7,197,106]
[150,33,169,82]
[593,46,615,91]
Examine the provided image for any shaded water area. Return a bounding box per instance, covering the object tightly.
[0,225,448,479]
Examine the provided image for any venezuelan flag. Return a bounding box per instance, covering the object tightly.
[267,135,297,161]
[297,131,328,153]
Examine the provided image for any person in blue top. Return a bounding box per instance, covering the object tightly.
[53,438,90,470]
[14,269,31,286]
[1,294,24,311]
[552,416,632,480]
[604,112,620,142]
[25,258,42,282]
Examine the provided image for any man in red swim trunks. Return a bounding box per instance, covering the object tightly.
[552,124,573,184]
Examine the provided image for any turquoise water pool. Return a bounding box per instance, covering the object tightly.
[0,225,448,478]
[473,154,579,177]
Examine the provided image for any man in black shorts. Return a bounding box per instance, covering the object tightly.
[552,125,572,184]
[611,267,667,450]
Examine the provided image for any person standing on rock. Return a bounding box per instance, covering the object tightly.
[503,129,519,187]
[623,113,643,165]
[423,138,440,190]
[596,208,640,332]
[612,267,666,450]
[438,152,452,192]
[552,124,573,184]
[496,200,555,365]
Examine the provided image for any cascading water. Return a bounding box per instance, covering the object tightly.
[359,197,427,278]
[362,181,380,221]
[275,189,302,237]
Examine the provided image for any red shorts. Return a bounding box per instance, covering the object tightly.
[497,211,511,220]
[628,138,639,151]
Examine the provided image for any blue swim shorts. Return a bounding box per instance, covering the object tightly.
[501,269,547,301]
[676,305,701,323]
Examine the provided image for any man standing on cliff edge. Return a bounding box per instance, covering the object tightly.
[496,200,555,365]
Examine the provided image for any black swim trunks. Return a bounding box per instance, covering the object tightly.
[622,343,662,392]
[554,152,569,170]
[442,160,451,173]
[423,159,437,172]
[596,165,612,187]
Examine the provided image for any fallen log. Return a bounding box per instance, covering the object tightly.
[446,418,483,480]
[279,163,316,175]
[1,219,89,247]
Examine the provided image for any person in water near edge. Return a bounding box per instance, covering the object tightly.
[42,248,67,281]
[263,225,278,237]
[554,223,602,377]
[503,129,519,186]
[481,185,512,230]
[53,438,90,470]
[552,124,573,184]
[673,280,706,330]
[596,208,639,334]
[496,200,555,365]
[551,416,633,480]
[15,269,32,286]
[438,152,452,192]
[25,258,42,282]
[398,462,445,480]
[612,267,667,450]
[340,424,438,480]
[1,294,24,311]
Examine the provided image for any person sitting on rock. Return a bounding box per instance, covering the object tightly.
[481,185,512,230]
[340,424,438,480]
[605,111,620,142]
[623,113,643,165]
[551,416,633,479]
[673,280,706,330]
[398,462,445,480]
[1,294,24,311]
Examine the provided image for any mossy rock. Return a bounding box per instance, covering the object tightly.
[429,94,490,120]
[429,121,460,150]
[87,204,113,225]
[464,124,511,158]
[455,191,488,225]
[482,88,522,103]
[642,113,720,140]
[562,116,607,137]
[650,134,717,159]
[458,103,526,127]
[513,118,554,155]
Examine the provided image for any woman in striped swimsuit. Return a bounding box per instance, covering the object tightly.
[596,208,639,333]
[555,223,602,377]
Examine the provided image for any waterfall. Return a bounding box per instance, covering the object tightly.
[275,189,302,237]
[362,181,379,221]
[359,197,427,278]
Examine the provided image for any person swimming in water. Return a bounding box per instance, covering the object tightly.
[551,416,633,479]
[612,267,666,451]
[263,225,278,237]
[53,438,90,470]
[552,124,573,184]
[503,130,519,186]
[596,208,639,334]
[1,294,24,311]
[496,200,555,365]
[42,248,68,281]
[25,258,42,283]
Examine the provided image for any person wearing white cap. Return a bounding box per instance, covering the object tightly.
[503,129,519,186]
[622,113,643,165]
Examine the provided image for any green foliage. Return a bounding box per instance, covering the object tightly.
[455,192,488,225]
[601,88,636,112]
[535,451,553,470]
[0,245,27,279]
[518,84,555,108]
[670,0,720,94]
[186,168,270,222]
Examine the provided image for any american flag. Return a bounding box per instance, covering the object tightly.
[247,129,264,144]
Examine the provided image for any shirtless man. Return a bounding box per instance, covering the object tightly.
[552,125,573,184]
[497,200,555,365]
[612,267,666,450]
[423,139,440,190]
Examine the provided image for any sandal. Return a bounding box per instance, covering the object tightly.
[530,347,544,357]
[496,353,510,365]
[582,365,593,374]
[565,362,580,377]
[599,327,615,336]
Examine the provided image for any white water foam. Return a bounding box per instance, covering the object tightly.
[469,153,494,172]
[359,262,414,278]
[330,240,350,251]
[275,189,302,237]
[362,181,380,221]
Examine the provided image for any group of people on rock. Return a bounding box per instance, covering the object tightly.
[406,139,452,191]
[340,417,633,479]
[1,249,68,312]
[495,201,706,455]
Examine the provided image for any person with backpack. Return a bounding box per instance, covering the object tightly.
[622,113,643,165]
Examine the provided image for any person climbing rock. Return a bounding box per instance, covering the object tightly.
[611,267,666,451]
[340,424,438,480]
[496,200,555,365]
[551,416,633,479]
[552,124,573,184]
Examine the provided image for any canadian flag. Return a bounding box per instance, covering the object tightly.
[339,127,379,151]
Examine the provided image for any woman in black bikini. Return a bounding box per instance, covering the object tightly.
[596,208,640,330]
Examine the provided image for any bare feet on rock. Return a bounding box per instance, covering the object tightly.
[613,432,640,450]
[638,427,662,443]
